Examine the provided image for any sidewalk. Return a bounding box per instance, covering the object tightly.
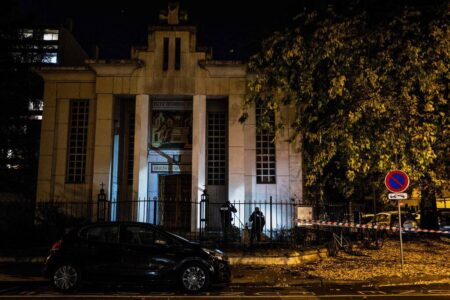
[0,240,448,288]
[231,265,450,287]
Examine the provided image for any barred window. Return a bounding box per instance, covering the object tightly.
[207,112,226,185]
[256,106,276,184]
[66,100,89,183]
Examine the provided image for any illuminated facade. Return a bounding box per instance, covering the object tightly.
[36,6,303,230]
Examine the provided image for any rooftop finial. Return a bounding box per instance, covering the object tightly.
[159,1,187,25]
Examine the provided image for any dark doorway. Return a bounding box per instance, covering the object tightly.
[158,174,191,231]
[111,97,135,221]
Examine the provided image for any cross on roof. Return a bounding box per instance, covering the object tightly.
[159,1,187,25]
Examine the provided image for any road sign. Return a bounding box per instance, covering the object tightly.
[388,193,408,200]
[385,170,410,193]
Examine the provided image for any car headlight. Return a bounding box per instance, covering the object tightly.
[202,248,227,261]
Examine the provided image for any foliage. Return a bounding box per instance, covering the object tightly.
[245,0,449,228]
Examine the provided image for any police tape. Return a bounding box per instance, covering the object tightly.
[296,219,450,235]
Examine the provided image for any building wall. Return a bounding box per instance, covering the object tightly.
[36,72,96,202]
[36,25,303,227]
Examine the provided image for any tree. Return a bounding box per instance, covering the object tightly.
[244,0,449,228]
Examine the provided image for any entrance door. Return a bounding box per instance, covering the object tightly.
[158,174,191,231]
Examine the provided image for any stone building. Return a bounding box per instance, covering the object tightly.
[36,4,302,231]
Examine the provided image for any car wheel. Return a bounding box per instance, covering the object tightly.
[179,262,210,293]
[51,264,81,293]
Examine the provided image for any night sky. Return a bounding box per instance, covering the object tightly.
[16,0,311,61]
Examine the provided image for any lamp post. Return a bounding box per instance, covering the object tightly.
[199,188,209,239]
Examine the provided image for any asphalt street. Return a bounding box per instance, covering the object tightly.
[0,281,449,299]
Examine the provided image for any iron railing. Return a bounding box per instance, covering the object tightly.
[1,197,299,248]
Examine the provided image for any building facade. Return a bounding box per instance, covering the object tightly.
[36,9,303,231]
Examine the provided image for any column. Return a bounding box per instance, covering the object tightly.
[228,94,245,200]
[228,94,246,225]
[91,94,114,202]
[133,94,150,221]
[191,95,206,231]
[36,82,57,201]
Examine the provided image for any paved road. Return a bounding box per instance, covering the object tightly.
[0,281,449,299]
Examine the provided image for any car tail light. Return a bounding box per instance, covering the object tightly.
[51,240,62,251]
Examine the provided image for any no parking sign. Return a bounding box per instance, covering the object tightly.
[385,170,410,193]
[384,169,410,269]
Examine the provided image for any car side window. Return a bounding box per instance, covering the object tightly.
[80,225,119,243]
[122,226,172,246]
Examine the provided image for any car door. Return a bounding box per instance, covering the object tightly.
[120,224,179,282]
[78,224,123,280]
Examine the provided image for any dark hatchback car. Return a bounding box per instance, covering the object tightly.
[44,222,231,293]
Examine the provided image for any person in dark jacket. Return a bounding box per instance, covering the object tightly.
[249,207,265,246]
[220,200,237,241]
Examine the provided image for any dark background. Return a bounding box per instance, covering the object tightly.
[15,0,310,60]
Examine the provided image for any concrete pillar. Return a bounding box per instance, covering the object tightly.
[92,94,114,201]
[228,95,245,201]
[228,94,246,226]
[133,94,150,221]
[192,95,206,231]
[36,83,57,201]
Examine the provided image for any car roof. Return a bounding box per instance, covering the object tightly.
[77,221,165,231]
[376,211,409,215]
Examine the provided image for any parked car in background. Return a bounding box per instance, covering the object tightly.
[437,209,450,232]
[372,211,419,232]
[361,213,374,224]
[44,222,231,293]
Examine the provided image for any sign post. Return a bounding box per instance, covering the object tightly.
[385,170,410,270]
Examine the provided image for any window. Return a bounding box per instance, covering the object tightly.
[256,105,276,184]
[163,37,169,71]
[20,29,33,39]
[80,225,119,243]
[66,100,89,183]
[43,29,59,41]
[207,112,226,185]
[122,226,172,246]
[42,52,57,64]
[175,37,181,70]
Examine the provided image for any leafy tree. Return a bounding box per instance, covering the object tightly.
[244,0,449,228]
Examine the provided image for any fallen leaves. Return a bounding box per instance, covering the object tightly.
[300,238,450,282]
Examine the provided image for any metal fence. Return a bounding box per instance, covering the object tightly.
[1,197,302,249]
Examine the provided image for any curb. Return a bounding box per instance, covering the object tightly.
[228,248,328,265]
[0,257,46,264]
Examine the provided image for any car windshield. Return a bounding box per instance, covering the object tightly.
[391,213,413,224]
[375,214,389,222]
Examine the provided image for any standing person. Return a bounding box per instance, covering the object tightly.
[220,200,237,241]
[249,207,265,246]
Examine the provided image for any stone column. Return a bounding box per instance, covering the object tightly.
[91,94,114,202]
[228,94,246,226]
[36,82,57,201]
[191,95,206,231]
[133,94,150,222]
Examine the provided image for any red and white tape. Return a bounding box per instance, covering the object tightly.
[296,219,450,235]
